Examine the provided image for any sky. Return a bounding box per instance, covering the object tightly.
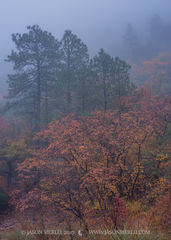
[0,0,171,93]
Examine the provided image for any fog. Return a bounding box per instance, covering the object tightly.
[0,0,171,94]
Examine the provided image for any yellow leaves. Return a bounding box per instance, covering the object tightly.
[94,201,100,210]
[155,153,168,161]
[107,184,118,194]
[126,201,142,214]
[84,200,91,207]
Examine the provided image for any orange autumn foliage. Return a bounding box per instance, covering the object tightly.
[10,94,171,230]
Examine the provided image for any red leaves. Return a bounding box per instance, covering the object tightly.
[9,94,171,229]
[130,50,171,95]
[110,196,126,228]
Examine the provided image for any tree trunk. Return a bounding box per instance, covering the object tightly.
[103,76,107,111]
[45,81,49,126]
[35,64,41,131]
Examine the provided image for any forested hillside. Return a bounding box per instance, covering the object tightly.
[0,19,171,240]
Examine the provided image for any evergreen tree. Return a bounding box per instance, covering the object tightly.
[123,24,141,61]
[149,14,164,52]
[92,49,114,111]
[93,49,134,112]
[60,30,89,111]
[112,57,133,111]
[74,62,98,113]
[6,25,61,130]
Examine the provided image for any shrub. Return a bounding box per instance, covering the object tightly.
[148,194,171,232]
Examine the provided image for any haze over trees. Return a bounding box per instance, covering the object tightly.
[5,25,134,131]
[0,11,171,240]
[122,14,171,61]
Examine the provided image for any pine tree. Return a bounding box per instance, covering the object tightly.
[6,25,61,130]
[74,62,98,113]
[60,30,89,111]
[92,49,114,111]
[93,49,134,112]
[122,24,141,61]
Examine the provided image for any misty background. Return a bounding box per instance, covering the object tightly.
[0,0,171,95]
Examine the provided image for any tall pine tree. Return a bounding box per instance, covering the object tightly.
[60,30,89,112]
[6,25,61,130]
